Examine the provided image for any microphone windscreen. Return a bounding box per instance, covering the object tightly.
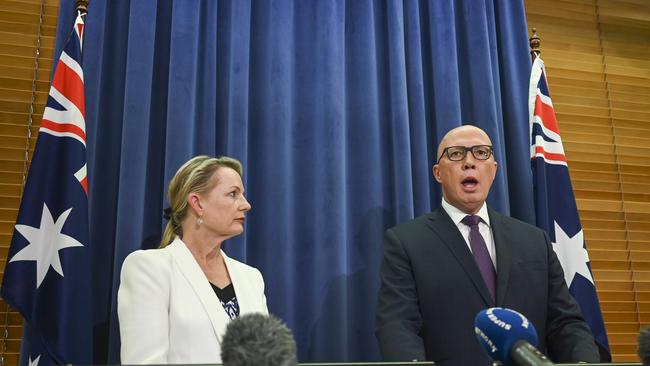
[474,307,538,365]
[638,327,650,366]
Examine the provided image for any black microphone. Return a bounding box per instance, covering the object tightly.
[475,307,554,366]
[638,326,650,366]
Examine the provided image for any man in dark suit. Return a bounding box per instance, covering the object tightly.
[375,125,600,365]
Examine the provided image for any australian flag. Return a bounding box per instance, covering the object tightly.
[1,12,92,366]
[529,56,611,361]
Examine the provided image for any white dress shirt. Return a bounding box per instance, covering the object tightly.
[441,199,497,270]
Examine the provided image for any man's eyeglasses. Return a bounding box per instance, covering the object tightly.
[437,145,493,162]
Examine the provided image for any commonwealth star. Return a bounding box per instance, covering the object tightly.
[9,203,83,288]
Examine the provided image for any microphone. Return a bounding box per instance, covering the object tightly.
[221,313,297,366]
[638,326,650,366]
[474,307,554,366]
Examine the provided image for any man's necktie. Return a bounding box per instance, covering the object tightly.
[461,215,496,300]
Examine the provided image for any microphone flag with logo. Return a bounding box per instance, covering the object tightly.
[475,307,538,364]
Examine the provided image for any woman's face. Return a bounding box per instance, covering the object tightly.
[196,167,251,240]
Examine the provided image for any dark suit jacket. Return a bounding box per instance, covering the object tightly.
[375,207,599,365]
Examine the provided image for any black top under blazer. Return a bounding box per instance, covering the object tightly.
[375,207,600,365]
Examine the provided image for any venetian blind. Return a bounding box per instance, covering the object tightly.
[0,0,58,365]
[525,0,650,362]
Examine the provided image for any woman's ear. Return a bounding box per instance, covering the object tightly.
[187,193,203,216]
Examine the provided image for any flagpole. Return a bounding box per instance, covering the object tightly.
[76,0,89,13]
[529,28,541,63]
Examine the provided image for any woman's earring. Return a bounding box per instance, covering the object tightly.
[197,214,203,226]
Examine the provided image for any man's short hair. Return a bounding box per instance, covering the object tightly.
[221,313,297,366]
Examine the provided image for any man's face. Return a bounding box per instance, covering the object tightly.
[433,126,498,214]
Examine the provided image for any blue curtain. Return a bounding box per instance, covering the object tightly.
[54,0,533,362]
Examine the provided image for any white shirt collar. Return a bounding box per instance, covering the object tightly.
[440,198,491,227]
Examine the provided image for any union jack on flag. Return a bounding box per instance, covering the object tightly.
[1,11,92,366]
[529,56,610,360]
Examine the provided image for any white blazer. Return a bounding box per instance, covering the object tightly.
[118,238,268,364]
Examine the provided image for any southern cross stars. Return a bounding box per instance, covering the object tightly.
[9,203,84,288]
[551,221,594,287]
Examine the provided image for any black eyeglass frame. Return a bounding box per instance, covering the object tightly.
[437,145,494,163]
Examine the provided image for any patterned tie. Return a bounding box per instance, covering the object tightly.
[461,215,496,301]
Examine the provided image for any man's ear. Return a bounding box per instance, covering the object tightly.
[432,164,442,183]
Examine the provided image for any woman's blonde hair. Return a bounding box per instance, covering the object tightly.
[160,155,243,248]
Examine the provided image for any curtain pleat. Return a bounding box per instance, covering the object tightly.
[53,0,533,362]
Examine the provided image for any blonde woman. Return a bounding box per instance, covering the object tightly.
[118,156,268,364]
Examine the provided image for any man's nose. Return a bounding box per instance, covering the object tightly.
[462,152,477,169]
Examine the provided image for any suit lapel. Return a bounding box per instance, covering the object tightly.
[426,209,494,306]
[489,209,512,306]
[222,252,250,313]
[168,239,230,343]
